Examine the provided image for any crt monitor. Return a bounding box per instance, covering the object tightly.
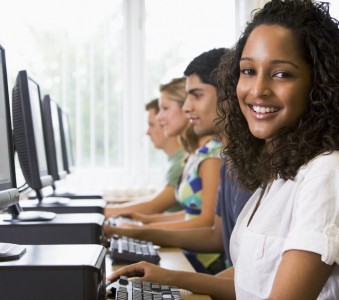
[42,94,67,184]
[11,70,67,207]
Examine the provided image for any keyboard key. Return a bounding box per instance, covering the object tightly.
[119,276,129,286]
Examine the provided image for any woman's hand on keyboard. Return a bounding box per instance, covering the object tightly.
[119,212,154,224]
[119,223,141,229]
[106,261,175,286]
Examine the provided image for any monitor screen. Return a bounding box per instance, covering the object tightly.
[59,107,75,173]
[0,51,11,191]
[12,70,53,199]
[42,95,67,181]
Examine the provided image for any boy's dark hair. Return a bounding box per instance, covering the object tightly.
[145,98,159,114]
[184,48,229,86]
[216,0,339,191]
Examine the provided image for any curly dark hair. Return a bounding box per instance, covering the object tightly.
[216,0,339,191]
[184,48,229,87]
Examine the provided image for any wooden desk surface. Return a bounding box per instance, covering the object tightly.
[106,247,212,300]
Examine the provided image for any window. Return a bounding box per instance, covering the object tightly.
[329,0,339,20]
[0,0,236,192]
[144,0,235,168]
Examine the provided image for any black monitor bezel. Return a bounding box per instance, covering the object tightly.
[12,70,53,193]
[58,107,74,174]
[42,94,67,181]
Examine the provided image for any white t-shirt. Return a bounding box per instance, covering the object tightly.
[230,151,339,299]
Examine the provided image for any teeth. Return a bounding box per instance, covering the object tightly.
[253,105,278,114]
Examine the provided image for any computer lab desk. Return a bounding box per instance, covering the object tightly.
[106,247,212,300]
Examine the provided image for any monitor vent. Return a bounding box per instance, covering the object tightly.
[12,85,36,189]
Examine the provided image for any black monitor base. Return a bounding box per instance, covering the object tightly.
[2,210,56,222]
[20,199,105,214]
[0,243,26,261]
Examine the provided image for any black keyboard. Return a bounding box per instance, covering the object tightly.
[106,276,182,300]
[110,236,161,264]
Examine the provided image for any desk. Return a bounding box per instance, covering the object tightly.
[106,247,212,300]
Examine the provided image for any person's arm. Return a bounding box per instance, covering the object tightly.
[215,267,235,278]
[268,250,334,299]
[135,158,221,229]
[127,210,186,224]
[104,215,224,253]
[104,186,177,217]
[107,262,236,300]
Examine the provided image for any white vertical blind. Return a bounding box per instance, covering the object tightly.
[122,0,146,183]
[89,42,96,166]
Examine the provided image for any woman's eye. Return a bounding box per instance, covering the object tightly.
[241,68,255,76]
[274,71,291,78]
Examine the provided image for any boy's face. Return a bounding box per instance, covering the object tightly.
[183,73,217,136]
[146,108,166,149]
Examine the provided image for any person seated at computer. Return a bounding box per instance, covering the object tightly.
[105,78,199,220]
[107,1,339,298]
[105,49,228,273]
[105,98,186,215]
[112,57,224,228]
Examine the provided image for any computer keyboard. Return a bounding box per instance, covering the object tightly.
[110,236,161,264]
[106,216,143,227]
[106,276,182,300]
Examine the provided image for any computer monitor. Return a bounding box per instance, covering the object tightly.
[58,107,74,174]
[42,94,67,183]
[11,70,67,208]
[0,44,30,261]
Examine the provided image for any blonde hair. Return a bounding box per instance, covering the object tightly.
[159,77,187,106]
[159,77,199,153]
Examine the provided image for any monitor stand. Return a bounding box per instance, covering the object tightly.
[51,191,102,199]
[50,183,103,199]
[40,196,71,205]
[35,189,71,205]
[0,242,26,262]
[21,189,105,214]
[3,204,56,222]
[28,186,103,200]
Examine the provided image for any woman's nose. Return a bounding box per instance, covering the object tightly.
[251,75,271,98]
